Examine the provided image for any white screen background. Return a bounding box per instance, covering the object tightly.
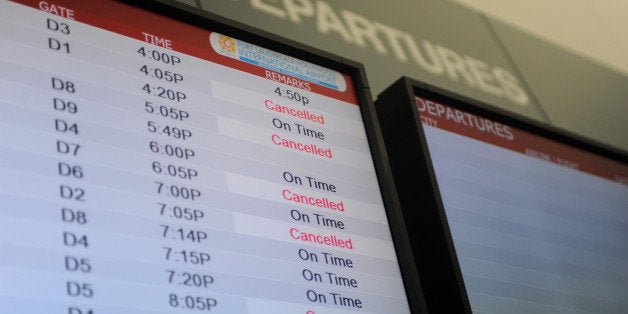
[424,125,628,313]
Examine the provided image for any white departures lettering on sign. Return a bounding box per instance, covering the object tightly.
[250,0,529,105]
[417,97,514,140]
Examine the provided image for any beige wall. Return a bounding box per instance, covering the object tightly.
[451,0,628,76]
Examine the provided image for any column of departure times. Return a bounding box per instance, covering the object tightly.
[136,42,221,313]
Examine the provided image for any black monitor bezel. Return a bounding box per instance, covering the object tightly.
[113,1,428,312]
[375,76,628,313]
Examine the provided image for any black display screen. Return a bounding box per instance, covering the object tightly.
[377,77,628,313]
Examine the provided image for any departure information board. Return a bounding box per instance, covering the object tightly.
[0,1,414,313]
[416,96,628,313]
[376,78,628,313]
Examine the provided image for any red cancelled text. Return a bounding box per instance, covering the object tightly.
[289,227,353,249]
[282,189,345,212]
[265,100,325,124]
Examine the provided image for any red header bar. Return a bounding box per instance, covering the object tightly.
[416,96,628,185]
[11,0,358,105]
